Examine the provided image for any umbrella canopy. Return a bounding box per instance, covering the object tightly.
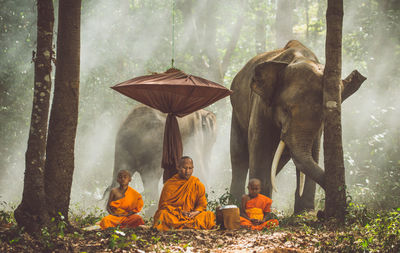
[112,68,232,181]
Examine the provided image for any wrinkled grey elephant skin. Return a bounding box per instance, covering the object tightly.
[107,105,217,203]
[229,40,365,213]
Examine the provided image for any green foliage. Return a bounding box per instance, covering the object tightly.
[318,205,400,252]
[0,0,399,240]
[104,228,151,250]
[108,229,130,250]
[56,212,67,238]
[360,208,400,252]
[0,200,15,225]
[206,189,239,212]
[39,226,54,250]
[69,203,106,227]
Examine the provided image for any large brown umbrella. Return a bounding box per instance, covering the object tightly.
[112,68,232,181]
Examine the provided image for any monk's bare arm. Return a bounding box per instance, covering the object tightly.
[240,195,252,220]
[106,189,116,215]
[106,188,124,217]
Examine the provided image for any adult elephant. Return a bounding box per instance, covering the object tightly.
[230,40,365,213]
[107,105,217,203]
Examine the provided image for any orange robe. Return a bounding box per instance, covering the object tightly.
[240,194,279,230]
[100,186,145,230]
[153,174,215,231]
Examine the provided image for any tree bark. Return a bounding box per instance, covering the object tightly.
[14,0,54,233]
[323,0,346,222]
[45,0,81,221]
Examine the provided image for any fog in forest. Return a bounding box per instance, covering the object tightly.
[1,0,399,216]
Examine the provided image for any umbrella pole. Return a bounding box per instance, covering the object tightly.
[171,0,175,69]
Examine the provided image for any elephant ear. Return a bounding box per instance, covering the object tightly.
[251,41,317,105]
[251,60,288,105]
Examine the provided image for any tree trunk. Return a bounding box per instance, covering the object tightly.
[176,0,244,84]
[45,0,81,221]
[14,0,54,233]
[202,0,219,82]
[275,0,294,47]
[304,0,309,42]
[323,0,346,222]
[255,6,266,54]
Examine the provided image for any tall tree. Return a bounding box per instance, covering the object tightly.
[44,0,81,220]
[323,0,346,221]
[254,1,267,54]
[176,0,245,84]
[14,0,54,233]
[275,0,294,47]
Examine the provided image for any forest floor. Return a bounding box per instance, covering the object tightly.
[1,208,399,252]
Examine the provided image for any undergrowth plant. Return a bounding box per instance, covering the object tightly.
[0,200,16,225]
[69,203,106,227]
[206,188,239,212]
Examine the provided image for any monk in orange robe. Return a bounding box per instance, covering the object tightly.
[100,170,145,229]
[153,156,215,231]
[240,178,279,230]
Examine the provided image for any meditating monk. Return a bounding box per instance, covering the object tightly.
[100,170,145,229]
[240,178,279,230]
[153,156,216,231]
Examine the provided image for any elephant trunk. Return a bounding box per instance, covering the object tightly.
[271,140,306,196]
[283,128,326,190]
[290,146,325,190]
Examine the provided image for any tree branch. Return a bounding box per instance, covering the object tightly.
[341,70,367,102]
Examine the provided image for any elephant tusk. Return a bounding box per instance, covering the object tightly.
[299,172,305,197]
[271,140,285,193]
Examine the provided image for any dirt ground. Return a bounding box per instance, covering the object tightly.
[0,221,347,252]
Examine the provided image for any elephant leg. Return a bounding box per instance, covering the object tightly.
[230,113,249,203]
[248,121,280,198]
[112,152,128,187]
[294,136,320,214]
[192,152,209,188]
[140,167,162,202]
[140,166,162,217]
[102,146,132,200]
[294,168,316,214]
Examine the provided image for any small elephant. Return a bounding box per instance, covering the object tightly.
[230,40,365,213]
[107,105,217,203]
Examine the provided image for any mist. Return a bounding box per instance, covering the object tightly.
[1,0,399,216]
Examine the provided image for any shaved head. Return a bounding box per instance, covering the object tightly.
[248,178,261,186]
[118,169,131,178]
[177,156,194,180]
[247,178,261,198]
[178,156,193,167]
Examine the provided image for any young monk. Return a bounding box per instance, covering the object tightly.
[153,156,215,231]
[239,178,279,230]
[100,170,145,229]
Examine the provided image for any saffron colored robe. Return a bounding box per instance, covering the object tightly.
[239,194,279,230]
[153,174,215,231]
[100,186,145,229]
